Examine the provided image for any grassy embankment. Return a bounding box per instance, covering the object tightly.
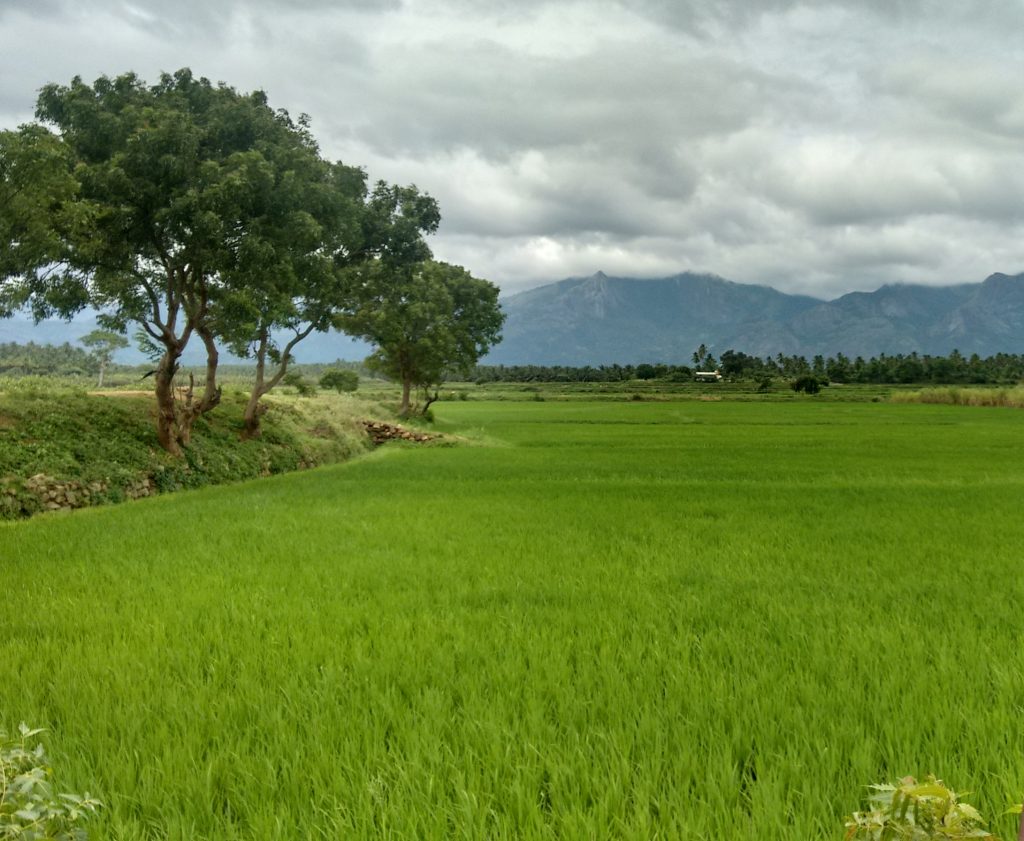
[0,374,915,519]
[0,378,392,518]
[2,399,1023,839]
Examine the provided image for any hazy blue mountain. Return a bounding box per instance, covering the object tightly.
[0,310,371,365]
[489,271,820,365]
[487,271,1024,364]
[4,270,1023,367]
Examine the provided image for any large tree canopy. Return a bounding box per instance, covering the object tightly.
[2,68,491,447]
[1,69,364,453]
[0,125,81,317]
[216,168,441,436]
[337,260,505,415]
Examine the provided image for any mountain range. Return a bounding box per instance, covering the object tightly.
[3,270,1023,366]
[486,270,1024,365]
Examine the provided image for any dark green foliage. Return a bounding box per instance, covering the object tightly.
[472,350,1024,386]
[337,260,505,415]
[282,372,317,397]
[0,341,95,376]
[0,125,82,317]
[791,375,823,394]
[319,369,359,393]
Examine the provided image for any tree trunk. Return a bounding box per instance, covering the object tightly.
[242,324,316,438]
[96,362,106,389]
[180,327,222,444]
[421,388,439,415]
[243,332,269,439]
[400,378,412,416]
[242,388,266,438]
[154,350,182,456]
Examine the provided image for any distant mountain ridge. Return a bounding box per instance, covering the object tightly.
[4,270,1023,366]
[486,270,1024,365]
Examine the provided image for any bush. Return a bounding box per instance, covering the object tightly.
[318,369,359,394]
[0,723,101,839]
[791,375,822,394]
[283,372,317,397]
[844,776,1000,839]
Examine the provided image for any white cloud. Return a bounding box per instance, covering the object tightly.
[2,0,1024,297]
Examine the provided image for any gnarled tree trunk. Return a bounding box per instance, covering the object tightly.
[154,349,183,457]
[242,324,315,438]
[180,325,221,446]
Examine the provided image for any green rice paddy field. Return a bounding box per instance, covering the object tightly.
[3,399,1024,839]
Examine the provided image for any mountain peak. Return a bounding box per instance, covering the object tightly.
[490,270,1024,364]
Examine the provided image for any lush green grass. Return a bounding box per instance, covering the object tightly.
[2,400,1023,839]
[0,386,379,517]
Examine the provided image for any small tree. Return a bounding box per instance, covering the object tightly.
[692,344,717,370]
[320,369,359,393]
[337,260,504,416]
[80,329,128,388]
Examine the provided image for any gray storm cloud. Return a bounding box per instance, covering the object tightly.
[2,0,1023,296]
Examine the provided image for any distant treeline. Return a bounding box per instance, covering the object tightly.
[5,340,1023,385]
[470,350,1024,385]
[0,341,98,376]
[0,342,376,380]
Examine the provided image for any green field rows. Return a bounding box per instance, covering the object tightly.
[3,401,1023,839]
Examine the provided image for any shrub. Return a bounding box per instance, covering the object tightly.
[844,776,1000,840]
[318,369,359,394]
[791,375,822,394]
[0,723,101,840]
[754,374,773,393]
[283,372,317,397]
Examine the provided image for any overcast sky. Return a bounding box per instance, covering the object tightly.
[2,0,1024,299]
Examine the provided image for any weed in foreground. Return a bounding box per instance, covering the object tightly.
[1,723,101,840]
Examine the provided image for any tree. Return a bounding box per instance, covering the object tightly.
[0,125,82,317]
[319,369,359,393]
[80,329,128,388]
[2,69,340,454]
[337,260,505,416]
[218,174,439,437]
